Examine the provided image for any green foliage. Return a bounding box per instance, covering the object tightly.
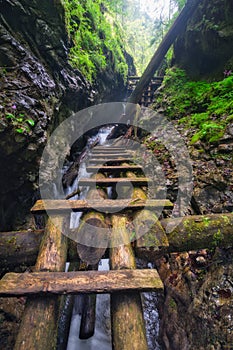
[61,0,128,83]
[3,110,35,135]
[156,67,233,144]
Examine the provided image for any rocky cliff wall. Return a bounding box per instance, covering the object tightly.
[0,0,126,230]
[173,0,233,79]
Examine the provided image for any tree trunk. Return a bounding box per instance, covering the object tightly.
[161,213,233,253]
[14,215,68,350]
[0,230,43,270]
[128,0,201,104]
[136,213,233,260]
[110,215,148,350]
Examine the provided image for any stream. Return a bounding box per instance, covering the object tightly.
[64,126,161,350]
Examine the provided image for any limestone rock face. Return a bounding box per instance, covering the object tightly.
[173,0,233,79]
[0,0,125,230]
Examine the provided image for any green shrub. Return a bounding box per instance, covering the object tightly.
[156,67,233,144]
[61,0,128,83]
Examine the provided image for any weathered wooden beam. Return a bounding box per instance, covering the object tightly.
[90,153,131,158]
[2,213,232,270]
[79,293,97,339]
[0,230,43,269]
[57,261,80,350]
[92,149,129,154]
[86,165,143,173]
[14,215,68,350]
[163,213,233,252]
[135,213,233,260]
[78,177,152,187]
[0,269,162,296]
[93,147,125,151]
[79,264,98,340]
[76,175,109,266]
[110,215,150,350]
[88,158,134,164]
[31,199,173,215]
[128,0,201,104]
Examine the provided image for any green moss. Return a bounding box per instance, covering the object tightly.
[61,0,128,83]
[212,229,224,247]
[7,237,17,245]
[168,297,177,310]
[155,67,233,144]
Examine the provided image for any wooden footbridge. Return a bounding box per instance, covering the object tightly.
[0,143,232,350]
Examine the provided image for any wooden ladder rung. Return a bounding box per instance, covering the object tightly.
[31,199,173,214]
[88,158,135,164]
[0,269,163,296]
[92,149,130,154]
[89,153,132,159]
[78,177,152,187]
[86,165,143,173]
[93,147,125,151]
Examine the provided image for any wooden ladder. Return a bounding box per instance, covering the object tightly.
[0,145,173,350]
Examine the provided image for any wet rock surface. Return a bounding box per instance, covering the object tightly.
[173,0,233,79]
[0,0,126,231]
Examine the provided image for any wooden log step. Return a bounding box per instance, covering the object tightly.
[78,177,152,187]
[93,146,126,151]
[0,269,163,296]
[89,153,132,159]
[88,158,135,164]
[92,149,130,154]
[86,165,143,173]
[31,199,173,215]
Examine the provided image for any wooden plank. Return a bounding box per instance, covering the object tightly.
[92,149,130,154]
[78,177,152,187]
[93,147,125,151]
[86,165,143,173]
[88,158,135,164]
[0,269,163,296]
[31,199,173,215]
[89,153,132,158]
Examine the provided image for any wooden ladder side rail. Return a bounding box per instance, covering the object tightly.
[110,215,149,350]
[14,215,68,350]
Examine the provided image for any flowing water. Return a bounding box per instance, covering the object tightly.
[64,126,161,350]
